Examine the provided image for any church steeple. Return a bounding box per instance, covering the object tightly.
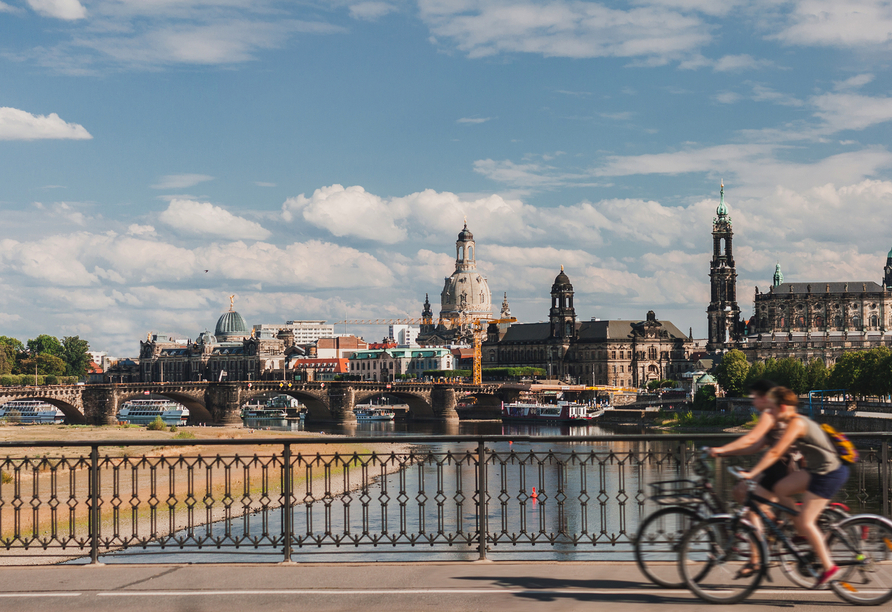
[773,263,784,287]
[884,249,892,289]
[707,182,741,351]
[550,268,576,340]
[421,293,433,334]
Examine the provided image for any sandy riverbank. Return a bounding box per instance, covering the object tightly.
[0,424,413,565]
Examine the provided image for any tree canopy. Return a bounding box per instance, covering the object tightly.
[714,350,750,397]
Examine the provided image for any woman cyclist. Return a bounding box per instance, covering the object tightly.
[708,380,796,519]
[738,386,849,587]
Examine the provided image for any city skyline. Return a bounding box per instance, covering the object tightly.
[3,1,892,354]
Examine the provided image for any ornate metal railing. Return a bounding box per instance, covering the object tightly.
[0,433,888,563]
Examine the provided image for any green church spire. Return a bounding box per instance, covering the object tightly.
[773,262,783,287]
[716,180,729,218]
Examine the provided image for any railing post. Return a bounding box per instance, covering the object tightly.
[89,444,101,564]
[476,439,487,561]
[679,442,687,480]
[883,439,889,518]
[282,442,293,563]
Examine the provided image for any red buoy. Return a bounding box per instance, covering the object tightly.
[531,487,537,499]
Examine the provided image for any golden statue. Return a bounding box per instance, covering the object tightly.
[229,294,235,311]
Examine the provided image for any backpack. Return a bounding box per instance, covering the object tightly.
[820,423,859,464]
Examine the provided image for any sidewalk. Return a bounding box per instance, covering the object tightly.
[0,561,839,611]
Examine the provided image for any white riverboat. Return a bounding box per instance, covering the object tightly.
[242,395,304,420]
[0,399,65,424]
[117,398,189,425]
[501,399,596,424]
[354,406,396,421]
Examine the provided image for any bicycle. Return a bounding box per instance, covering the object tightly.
[679,465,892,605]
[635,449,848,589]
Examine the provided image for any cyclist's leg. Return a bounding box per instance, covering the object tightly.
[796,492,833,571]
[772,470,810,520]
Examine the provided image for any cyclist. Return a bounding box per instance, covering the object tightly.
[708,379,796,520]
[737,386,848,587]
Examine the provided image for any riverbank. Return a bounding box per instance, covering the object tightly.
[0,424,412,565]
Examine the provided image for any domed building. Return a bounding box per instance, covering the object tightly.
[137,298,299,383]
[419,222,493,345]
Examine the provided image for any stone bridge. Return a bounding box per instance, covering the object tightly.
[0,381,507,425]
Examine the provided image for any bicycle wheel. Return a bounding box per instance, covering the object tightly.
[635,505,703,588]
[827,516,892,606]
[679,516,767,604]
[777,504,850,588]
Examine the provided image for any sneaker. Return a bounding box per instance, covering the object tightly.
[815,565,839,588]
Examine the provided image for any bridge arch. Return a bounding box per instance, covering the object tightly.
[243,390,331,421]
[117,392,213,423]
[353,390,434,419]
[0,395,87,424]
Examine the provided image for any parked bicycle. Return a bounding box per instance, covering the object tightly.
[635,448,848,589]
[679,465,892,605]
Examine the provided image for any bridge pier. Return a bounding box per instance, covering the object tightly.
[327,384,358,424]
[431,386,459,422]
[82,386,120,425]
[206,383,244,425]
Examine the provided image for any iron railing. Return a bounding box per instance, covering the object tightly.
[0,433,889,564]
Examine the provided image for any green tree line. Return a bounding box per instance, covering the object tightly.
[0,334,92,380]
[715,347,892,398]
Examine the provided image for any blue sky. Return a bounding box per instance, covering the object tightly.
[3,0,892,355]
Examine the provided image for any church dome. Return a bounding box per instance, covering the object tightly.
[215,310,249,340]
[441,271,492,317]
[553,267,572,289]
[458,223,474,241]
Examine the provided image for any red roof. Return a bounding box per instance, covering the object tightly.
[86,361,103,374]
[290,358,349,373]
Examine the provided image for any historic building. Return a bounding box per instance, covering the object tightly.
[482,269,697,387]
[418,222,492,345]
[138,300,299,383]
[705,186,892,365]
[347,347,454,382]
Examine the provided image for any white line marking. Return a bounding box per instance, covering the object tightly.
[0,593,81,598]
[95,588,838,597]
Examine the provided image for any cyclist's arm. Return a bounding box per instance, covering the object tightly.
[740,418,805,479]
[711,411,774,457]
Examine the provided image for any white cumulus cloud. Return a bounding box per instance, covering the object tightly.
[0,107,92,141]
[151,174,214,190]
[27,0,85,20]
[159,199,271,240]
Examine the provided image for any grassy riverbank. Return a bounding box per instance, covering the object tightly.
[656,410,758,432]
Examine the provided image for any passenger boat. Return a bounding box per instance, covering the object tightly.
[354,406,396,421]
[117,398,189,425]
[242,395,302,419]
[501,400,597,424]
[0,399,65,424]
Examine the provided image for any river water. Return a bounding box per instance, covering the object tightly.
[86,418,881,564]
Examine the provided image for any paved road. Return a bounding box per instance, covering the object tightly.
[0,562,846,611]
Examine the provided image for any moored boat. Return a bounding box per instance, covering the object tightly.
[501,399,597,424]
[0,399,65,424]
[118,398,189,425]
[354,406,396,421]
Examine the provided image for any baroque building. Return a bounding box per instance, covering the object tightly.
[418,222,492,345]
[482,269,697,386]
[138,299,298,382]
[706,185,892,365]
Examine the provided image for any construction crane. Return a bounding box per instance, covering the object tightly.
[333,315,516,384]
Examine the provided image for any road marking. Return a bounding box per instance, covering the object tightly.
[0,593,81,598]
[95,588,839,597]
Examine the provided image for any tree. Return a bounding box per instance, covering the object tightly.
[27,335,63,358]
[774,357,808,395]
[828,351,864,395]
[804,358,829,392]
[693,385,717,410]
[0,336,24,376]
[18,354,67,377]
[61,335,91,377]
[714,350,750,397]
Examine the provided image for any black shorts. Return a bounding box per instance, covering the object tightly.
[758,459,789,492]
[808,465,849,499]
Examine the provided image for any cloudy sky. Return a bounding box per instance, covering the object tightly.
[3,0,892,355]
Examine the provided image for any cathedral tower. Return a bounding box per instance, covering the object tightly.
[706,182,742,351]
[885,247,892,289]
[550,267,577,340]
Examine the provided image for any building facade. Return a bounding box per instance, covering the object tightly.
[482,269,697,387]
[347,347,454,381]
